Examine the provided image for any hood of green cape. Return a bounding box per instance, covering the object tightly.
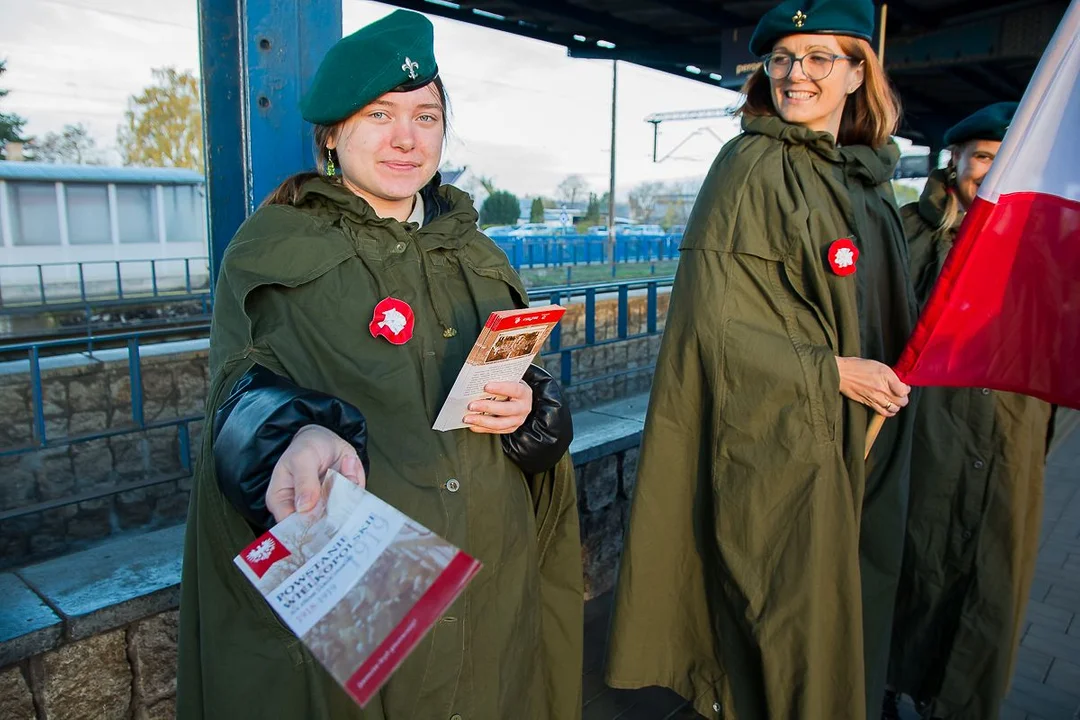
[294,174,481,248]
[917,167,962,231]
[742,114,900,186]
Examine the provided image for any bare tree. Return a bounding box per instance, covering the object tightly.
[33,123,101,164]
[555,174,590,207]
[654,178,703,226]
[628,181,664,224]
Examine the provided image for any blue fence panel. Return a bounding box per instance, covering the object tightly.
[0,258,213,308]
[487,232,681,270]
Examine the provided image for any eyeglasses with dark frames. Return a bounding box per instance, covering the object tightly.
[762,51,858,81]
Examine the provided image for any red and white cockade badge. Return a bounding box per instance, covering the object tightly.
[828,237,859,276]
[369,297,415,345]
[240,532,291,578]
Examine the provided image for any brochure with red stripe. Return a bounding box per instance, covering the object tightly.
[432,303,566,431]
[235,470,481,707]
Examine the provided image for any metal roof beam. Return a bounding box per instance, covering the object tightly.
[384,0,585,47]
[569,42,724,73]
[948,65,1024,102]
[431,0,684,43]
[653,0,748,27]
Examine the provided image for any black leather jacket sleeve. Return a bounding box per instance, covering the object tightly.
[212,364,369,529]
[500,364,574,475]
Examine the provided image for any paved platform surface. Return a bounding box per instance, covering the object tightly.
[582,410,1080,719]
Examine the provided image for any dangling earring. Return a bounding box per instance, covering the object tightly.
[326,150,336,177]
[947,167,958,186]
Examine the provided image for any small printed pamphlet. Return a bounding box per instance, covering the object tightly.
[235,470,481,707]
[432,304,566,431]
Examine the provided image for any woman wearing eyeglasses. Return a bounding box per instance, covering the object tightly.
[605,0,916,717]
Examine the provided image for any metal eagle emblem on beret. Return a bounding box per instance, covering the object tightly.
[792,10,807,27]
[402,57,420,80]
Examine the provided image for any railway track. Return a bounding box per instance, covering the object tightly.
[0,316,213,361]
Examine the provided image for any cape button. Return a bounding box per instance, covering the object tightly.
[445,478,460,493]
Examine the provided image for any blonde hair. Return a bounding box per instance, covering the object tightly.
[738,37,901,148]
[936,147,963,234]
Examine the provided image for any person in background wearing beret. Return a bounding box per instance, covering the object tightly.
[883,103,1053,720]
[176,10,582,719]
[605,0,918,717]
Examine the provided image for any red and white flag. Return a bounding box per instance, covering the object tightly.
[895,0,1080,406]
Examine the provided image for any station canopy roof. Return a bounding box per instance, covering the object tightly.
[392,0,1068,146]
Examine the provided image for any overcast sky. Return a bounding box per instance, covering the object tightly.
[0,0,755,199]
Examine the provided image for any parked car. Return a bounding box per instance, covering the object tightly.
[483,225,516,237]
[508,223,559,238]
[621,224,666,236]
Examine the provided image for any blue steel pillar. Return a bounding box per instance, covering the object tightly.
[198,0,342,287]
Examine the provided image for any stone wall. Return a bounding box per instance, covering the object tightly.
[0,611,177,720]
[0,347,206,570]
[557,293,669,411]
[578,447,638,600]
[0,292,668,569]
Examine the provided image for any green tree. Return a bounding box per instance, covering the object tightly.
[481,190,520,226]
[584,193,602,224]
[118,67,203,171]
[0,60,29,160]
[33,123,101,164]
[530,197,545,223]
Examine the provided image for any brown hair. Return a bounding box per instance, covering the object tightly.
[260,77,450,208]
[737,37,901,148]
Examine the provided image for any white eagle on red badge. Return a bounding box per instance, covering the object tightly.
[828,237,859,277]
[369,297,415,344]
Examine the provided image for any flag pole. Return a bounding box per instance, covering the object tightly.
[864,1,889,460]
[877,4,888,62]
[865,414,886,459]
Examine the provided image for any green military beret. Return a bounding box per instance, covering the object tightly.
[943,102,1018,146]
[300,9,439,126]
[750,0,876,56]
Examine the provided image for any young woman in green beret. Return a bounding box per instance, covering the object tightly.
[176,10,582,719]
[884,103,1053,720]
[606,0,918,717]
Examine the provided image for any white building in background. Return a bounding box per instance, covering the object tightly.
[0,163,209,294]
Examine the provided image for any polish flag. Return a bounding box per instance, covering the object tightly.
[895,0,1080,407]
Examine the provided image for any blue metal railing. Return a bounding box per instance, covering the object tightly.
[1,324,210,453]
[0,325,207,520]
[0,237,683,313]
[530,277,672,387]
[0,276,674,517]
[493,234,681,271]
[0,257,212,311]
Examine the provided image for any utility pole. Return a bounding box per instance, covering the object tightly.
[607,60,618,265]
